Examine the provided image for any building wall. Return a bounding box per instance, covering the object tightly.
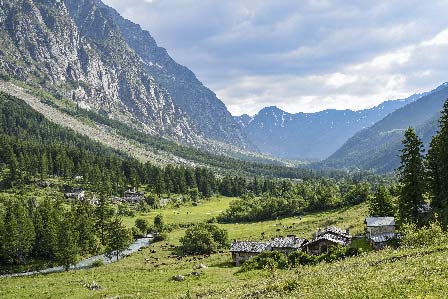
[366,225,395,237]
[305,240,336,255]
[232,252,258,266]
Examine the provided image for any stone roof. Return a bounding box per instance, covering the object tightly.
[306,232,351,247]
[316,226,350,238]
[306,226,352,248]
[230,241,271,253]
[365,217,395,227]
[271,236,307,249]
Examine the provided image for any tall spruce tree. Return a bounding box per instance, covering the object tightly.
[397,128,426,226]
[55,211,79,270]
[427,99,448,228]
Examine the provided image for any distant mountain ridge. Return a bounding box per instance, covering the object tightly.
[235,95,422,160]
[323,82,448,173]
[0,0,251,149]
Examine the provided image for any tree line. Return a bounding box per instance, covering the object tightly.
[369,99,448,229]
[0,197,131,270]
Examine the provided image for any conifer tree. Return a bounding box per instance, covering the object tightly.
[397,128,426,226]
[94,197,115,245]
[427,99,448,228]
[55,211,79,270]
[369,186,395,217]
[2,199,35,264]
[105,216,132,261]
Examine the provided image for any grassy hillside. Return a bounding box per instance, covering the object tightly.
[3,198,446,299]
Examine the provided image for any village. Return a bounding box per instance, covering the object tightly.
[230,216,397,265]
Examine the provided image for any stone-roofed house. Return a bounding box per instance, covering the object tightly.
[270,235,308,255]
[365,217,396,249]
[230,241,272,266]
[64,187,85,201]
[304,227,352,255]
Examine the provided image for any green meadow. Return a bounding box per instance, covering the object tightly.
[2,197,447,299]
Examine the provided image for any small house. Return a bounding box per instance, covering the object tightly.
[365,217,396,249]
[304,227,352,255]
[230,241,271,266]
[64,188,85,200]
[270,235,307,255]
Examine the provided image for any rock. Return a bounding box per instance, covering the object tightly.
[172,275,185,282]
[190,271,202,277]
[84,281,102,290]
[194,264,208,269]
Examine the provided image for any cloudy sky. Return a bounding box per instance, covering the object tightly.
[103,0,448,116]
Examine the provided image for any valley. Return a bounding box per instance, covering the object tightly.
[1,1,448,298]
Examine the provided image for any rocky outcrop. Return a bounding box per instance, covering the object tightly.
[0,0,250,147]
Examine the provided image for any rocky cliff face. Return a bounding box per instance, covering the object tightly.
[98,2,251,149]
[0,0,250,147]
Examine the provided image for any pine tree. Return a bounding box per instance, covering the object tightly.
[397,128,426,226]
[105,216,132,261]
[94,197,115,245]
[2,199,35,264]
[427,99,448,228]
[55,211,79,270]
[369,186,395,217]
[39,153,48,180]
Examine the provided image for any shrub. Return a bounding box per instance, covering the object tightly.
[153,233,167,242]
[135,218,150,235]
[90,259,104,268]
[241,251,288,272]
[180,223,228,255]
[288,250,318,267]
[401,222,448,248]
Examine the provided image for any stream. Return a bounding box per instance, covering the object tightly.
[0,236,153,278]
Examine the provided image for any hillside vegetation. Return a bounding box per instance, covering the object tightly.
[1,200,448,299]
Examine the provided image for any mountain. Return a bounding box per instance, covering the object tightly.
[235,96,420,160]
[323,82,448,173]
[0,0,250,148]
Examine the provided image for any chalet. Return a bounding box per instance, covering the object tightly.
[270,235,308,255]
[365,217,396,249]
[64,188,85,200]
[230,241,271,266]
[115,188,145,204]
[303,227,352,255]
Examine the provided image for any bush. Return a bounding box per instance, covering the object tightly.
[241,251,288,272]
[135,218,150,235]
[90,259,104,268]
[130,226,143,239]
[401,222,448,248]
[288,250,318,267]
[180,223,228,255]
[153,233,167,242]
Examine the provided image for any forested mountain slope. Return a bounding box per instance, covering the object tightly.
[323,83,448,173]
[235,95,419,160]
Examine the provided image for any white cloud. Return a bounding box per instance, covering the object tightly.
[102,0,448,115]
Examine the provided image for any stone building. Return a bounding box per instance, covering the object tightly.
[230,241,271,266]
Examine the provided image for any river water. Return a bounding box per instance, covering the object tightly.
[1,237,152,278]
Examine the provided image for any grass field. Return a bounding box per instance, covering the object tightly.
[1,197,447,299]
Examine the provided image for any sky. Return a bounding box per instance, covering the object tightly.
[102,0,448,116]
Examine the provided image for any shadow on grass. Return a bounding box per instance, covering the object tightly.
[211,261,235,268]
